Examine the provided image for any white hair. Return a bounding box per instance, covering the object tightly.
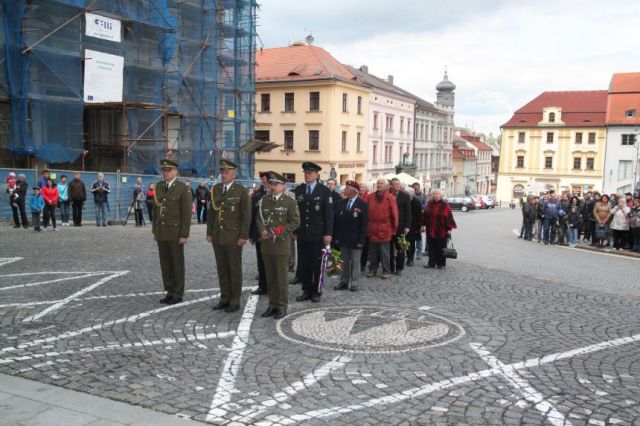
[406,187,415,198]
[97,172,104,178]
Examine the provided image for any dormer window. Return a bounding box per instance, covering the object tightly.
[549,112,556,123]
[626,109,637,118]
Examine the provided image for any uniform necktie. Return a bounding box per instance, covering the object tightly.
[223,185,227,195]
[347,199,353,211]
[307,186,311,195]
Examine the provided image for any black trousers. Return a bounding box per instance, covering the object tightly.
[299,239,323,296]
[406,232,418,262]
[196,201,207,223]
[11,198,28,226]
[72,200,83,225]
[146,201,154,222]
[427,236,446,267]
[255,240,266,291]
[389,234,405,272]
[43,204,57,228]
[134,209,144,226]
[360,238,369,271]
[613,230,628,250]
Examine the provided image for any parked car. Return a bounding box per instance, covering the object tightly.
[480,195,495,208]
[446,196,476,212]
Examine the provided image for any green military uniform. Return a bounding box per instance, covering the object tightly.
[206,160,251,308]
[257,173,300,313]
[152,160,193,301]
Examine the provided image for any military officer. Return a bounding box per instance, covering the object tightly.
[257,172,301,319]
[293,162,334,303]
[207,159,251,313]
[249,172,270,296]
[153,159,193,305]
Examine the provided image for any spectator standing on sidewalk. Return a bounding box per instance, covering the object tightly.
[194,180,209,224]
[422,189,457,269]
[541,190,561,245]
[593,194,611,249]
[610,197,631,251]
[522,196,536,241]
[41,178,59,231]
[535,194,546,243]
[7,172,29,229]
[69,172,86,227]
[366,178,398,279]
[57,175,70,226]
[145,183,155,223]
[91,173,110,227]
[405,188,423,266]
[566,196,582,248]
[30,186,44,232]
[629,198,640,252]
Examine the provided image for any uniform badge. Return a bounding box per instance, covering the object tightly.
[315,204,320,211]
[231,206,235,212]
[328,196,333,204]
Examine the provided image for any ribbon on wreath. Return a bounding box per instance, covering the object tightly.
[318,245,331,294]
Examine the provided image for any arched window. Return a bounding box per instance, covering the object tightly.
[549,112,556,123]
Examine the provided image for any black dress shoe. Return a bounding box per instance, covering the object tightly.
[224,305,240,313]
[251,288,267,295]
[273,309,287,320]
[296,292,310,302]
[212,301,229,310]
[289,277,302,285]
[310,295,321,303]
[333,282,348,291]
[406,260,414,267]
[159,295,171,304]
[166,296,182,305]
[424,264,435,269]
[394,271,402,276]
[349,285,359,292]
[436,265,445,270]
[261,307,274,318]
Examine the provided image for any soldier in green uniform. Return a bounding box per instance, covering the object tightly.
[257,172,300,319]
[153,159,193,305]
[207,159,251,313]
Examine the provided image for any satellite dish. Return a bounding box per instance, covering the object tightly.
[305,34,314,45]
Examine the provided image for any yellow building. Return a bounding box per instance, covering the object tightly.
[254,44,370,183]
[497,91,608,201]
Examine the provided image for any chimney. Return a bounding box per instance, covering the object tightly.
[360,65,368,74]
[387,75,394,85]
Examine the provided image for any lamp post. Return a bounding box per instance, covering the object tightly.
[486,175,490,195]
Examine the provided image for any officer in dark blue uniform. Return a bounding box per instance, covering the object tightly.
[293,162,334,303]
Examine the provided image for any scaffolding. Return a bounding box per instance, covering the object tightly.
[0,0,256,178]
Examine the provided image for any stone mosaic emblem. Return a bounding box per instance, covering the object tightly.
[276,306,465,353]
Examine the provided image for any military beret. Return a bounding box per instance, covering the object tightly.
[258,171,269,178]
[220,158,239,171]
[345,180,360,191]
[160,159,179,169]
[302,161,321,172]
[267,171,286,184]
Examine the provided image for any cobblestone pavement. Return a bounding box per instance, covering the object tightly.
[1,209,640,425]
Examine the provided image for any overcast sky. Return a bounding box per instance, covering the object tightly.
[258,0,639,136]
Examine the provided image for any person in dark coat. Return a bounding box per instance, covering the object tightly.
[333,180,368,292]
[389,178,411,276]
[422,189,457,269]
[249,172,270,295]
[293,162,334,303]
[8,173,29,228]
[194,180,210,224]
[405,188,423,266]
[326,178,342,250]
[69,172,86,226]
[522,196,536,240]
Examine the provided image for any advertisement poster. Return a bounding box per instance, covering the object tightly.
[83,49,124,103]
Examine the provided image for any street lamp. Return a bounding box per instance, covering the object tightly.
[485,175,490,195]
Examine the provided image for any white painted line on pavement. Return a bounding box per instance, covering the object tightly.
[0,273,104,291]
[266,331,640,424]
[232,355,351,423]
[470,343,571,426]
[206,290,259,422]
[0,294,220,358]
[22,271,129,322]
[0,257,23,267]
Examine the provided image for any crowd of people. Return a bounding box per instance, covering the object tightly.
[518,189,640,252]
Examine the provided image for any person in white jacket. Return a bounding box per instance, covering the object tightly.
[610,197,631,250]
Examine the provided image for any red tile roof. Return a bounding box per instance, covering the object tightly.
[466,140,493,151]
[502,91,608,128]
[256,45,359,84]
[607,73,640,125]
[452,147,464,160]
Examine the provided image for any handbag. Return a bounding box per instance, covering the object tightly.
[443,236,457,259]
[595,223,607,240]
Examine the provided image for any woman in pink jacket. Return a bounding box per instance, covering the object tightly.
[41,179,59,231]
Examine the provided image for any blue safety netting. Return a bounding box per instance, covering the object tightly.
[0,0,256,178]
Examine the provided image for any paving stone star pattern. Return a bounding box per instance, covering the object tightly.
[1,208,640,425]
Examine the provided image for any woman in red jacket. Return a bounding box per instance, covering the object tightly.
[366,179,398,279]
[41,178,59,231]
[422,189,456,269]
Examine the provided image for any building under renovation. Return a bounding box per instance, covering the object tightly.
[0,0,256,178]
